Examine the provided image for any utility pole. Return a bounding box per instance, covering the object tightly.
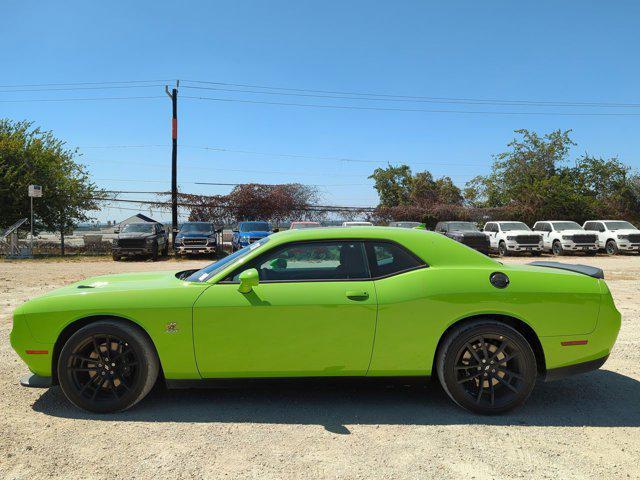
[165,80,179,248]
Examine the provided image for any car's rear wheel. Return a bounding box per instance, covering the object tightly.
[437,320,537,414]
[57,321,159,413]
[606,240,619,255]
[498,241,508,257]
[552,241,564,256]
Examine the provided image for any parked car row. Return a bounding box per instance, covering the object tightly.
[432,219,640,256]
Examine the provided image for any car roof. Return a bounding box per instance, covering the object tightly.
[267,227,497,268]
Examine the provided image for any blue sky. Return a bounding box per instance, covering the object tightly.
[2,1,640,222]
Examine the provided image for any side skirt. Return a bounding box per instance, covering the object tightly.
[166,376,431,390]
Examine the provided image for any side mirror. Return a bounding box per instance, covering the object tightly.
[238,268,259,294]
[269,258,287,270]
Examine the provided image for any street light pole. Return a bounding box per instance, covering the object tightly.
[165,80,179,248]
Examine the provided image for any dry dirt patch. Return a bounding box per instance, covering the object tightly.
[1,255,639,479]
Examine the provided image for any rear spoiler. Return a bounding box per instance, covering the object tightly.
[528,261,604,279]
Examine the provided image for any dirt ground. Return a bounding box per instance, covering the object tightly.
[1,254,639,479]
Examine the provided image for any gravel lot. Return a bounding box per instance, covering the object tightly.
[1,255,639,479]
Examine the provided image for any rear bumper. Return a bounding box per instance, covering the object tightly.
[544,354,609,382]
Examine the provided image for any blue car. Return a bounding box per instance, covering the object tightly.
[231,221,274,251]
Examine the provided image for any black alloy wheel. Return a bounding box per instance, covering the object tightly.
[437,321,537,414]
[498,241,508,257]
[58,321,159,413]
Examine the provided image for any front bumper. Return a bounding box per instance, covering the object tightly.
[616,243,640,251]
[176,245,217,254]
[112,247,153,256]
[506,242,543,252]
[561,242,598,252]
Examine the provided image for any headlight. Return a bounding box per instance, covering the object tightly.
[562,235,572,240]
[506,236,516,240]
[618,235,629,240]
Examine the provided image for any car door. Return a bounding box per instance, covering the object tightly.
[192,240,378,378]
[485,223,498,248]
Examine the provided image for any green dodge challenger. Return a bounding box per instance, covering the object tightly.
[11,227,621,414]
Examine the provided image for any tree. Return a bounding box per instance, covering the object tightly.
[369,165,413,207]
[370,164,463,207]
[0,119,103,254]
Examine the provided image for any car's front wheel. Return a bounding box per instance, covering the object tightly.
[57,320,159,413]
[552,241,564,256]
[606,240,619,255]
[498,241,508,257]
[436,320,537,414]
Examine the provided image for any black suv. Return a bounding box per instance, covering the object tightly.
[175,221,221,256]
[112,222,168,261]
[435,221,491,254]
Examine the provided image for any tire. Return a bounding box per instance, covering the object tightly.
[552,241,565,256]
[605,240,619,255]
[498,241,508,257]
[57,320,159,413]
[436,320,537,415]
[150,242,159,261]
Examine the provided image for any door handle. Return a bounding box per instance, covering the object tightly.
[346,290,369,300]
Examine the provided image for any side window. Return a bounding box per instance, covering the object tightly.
[229,241,369,282]
[484,223,494,232]
[584,222,596,231]
[597,222,606,232]
[533,223,545,232]
[366,242,425,278]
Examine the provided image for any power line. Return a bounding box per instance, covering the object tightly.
[97,197,376,212]
[182,95,640,117]
[181,84,640,109]
[78,143,488,167]
[0,95,164,103]
[0,84,165,93]
[183,79,640,108]
[0,79,172,88]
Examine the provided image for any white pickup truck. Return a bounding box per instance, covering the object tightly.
[532,220,598,256]
[483,221,543,256]
[583,220,640,254]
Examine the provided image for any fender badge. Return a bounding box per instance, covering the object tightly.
[165,322,179,333]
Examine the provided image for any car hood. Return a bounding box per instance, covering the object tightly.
[612,229,640,236]
[502,230,540,236]
[37,271,182,297]
[177,232,213,238]
[117,233,155,239]
[558,229,591,236]
[449,231,486,237]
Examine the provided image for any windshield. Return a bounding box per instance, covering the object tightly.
[186,237,270,282]
[604,221,636,230]
[180,222,213,233]
[552,221,582,232]
[291,222,320,229]
[447,222,479,232]
[239,222,270,232]
[121,223,154,233]
[499,222,530,231]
